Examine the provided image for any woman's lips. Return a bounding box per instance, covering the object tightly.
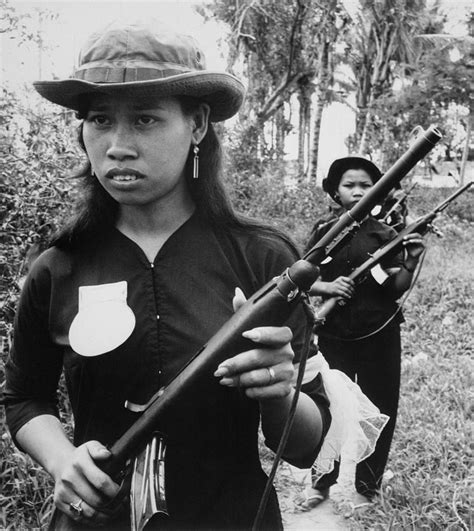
[104,168,146,188]
[105,168,147,181]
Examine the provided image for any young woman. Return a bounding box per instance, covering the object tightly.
[300,156,424,507]
[3,22,330,530]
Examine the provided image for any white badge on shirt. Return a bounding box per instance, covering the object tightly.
[69,281,136,357]
[370,263,390,285]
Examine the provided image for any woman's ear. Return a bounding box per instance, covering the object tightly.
[192,103,210,144]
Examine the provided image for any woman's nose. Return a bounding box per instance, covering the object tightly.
[106,126,138,160]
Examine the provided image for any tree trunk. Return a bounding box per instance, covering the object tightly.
[310,42,330,182]
[310,90,324,182]
[298,84,311,177]
[459,111,472,186]
[275,108,285,161]
[358,88,374,155]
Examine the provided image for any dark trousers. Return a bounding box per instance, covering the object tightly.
[314,325,401,498]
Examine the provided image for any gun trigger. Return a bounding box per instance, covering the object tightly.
[125,387,166,413]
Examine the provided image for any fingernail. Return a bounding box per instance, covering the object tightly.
[98,448,110,457]
[235,287,244,297]
[219,378,236,387]
[242,329,261,342]
[214,365,229,377]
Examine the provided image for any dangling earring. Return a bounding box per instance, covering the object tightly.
[193,144,200,179]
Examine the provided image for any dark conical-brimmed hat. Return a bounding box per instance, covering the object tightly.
[33,22,246,122]
[322,156,382,202]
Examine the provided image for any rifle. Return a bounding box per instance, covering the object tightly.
[314,180,473,324]
[53,126,441,531]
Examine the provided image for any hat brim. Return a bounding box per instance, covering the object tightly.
[33,71,245,122]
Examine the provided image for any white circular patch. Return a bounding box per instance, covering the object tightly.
[68,281,136,357]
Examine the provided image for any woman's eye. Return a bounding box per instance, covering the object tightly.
[136,116,157,126]
[87,115,110,126]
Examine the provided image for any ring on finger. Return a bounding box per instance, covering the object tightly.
[266,367,276,384]
[69,499,84,517]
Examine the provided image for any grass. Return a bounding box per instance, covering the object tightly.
[268,216,473,530]
[349,218,473,530]
[1,200,472,529]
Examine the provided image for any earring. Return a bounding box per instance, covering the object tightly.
[193,144,200,179]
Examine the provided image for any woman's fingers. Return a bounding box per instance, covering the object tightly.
[402,233,425,259]
[214,327,293,378]
[70,443,120,501]
[214,326,294,398]
[83,442,121,499]
[218,363,287,387]
[216,360,294,400]
[333,278,354,298]
[58,497,111,526]
[54,441,121,525]
[242,326,293,346]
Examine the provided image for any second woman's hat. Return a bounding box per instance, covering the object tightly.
[33,21,246,122]
[322,156,382,202]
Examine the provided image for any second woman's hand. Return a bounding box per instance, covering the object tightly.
[52,441,121,525]
[402,232,425,262]
[312,276,355,299]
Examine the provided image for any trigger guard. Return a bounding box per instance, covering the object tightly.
[100,461,133,515]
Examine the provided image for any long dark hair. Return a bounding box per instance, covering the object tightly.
[50,96,298,255]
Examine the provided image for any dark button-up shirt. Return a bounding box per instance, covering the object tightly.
[306,216,404,339]
[4,213,329,529]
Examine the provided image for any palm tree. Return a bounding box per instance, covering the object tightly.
[415,11,474,184]
[307,0,350,181]
[346,0,427,154]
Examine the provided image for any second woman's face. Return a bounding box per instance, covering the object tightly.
[82,95,200,208]
[337,169,374,210]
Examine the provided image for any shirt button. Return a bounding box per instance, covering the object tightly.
[156,314,160,320]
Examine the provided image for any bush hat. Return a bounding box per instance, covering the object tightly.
[322,156,382,203]
[33,22,246,122]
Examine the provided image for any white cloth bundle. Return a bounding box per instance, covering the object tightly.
[295,352,389,483]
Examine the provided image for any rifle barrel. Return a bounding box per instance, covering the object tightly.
[433,181,473,214]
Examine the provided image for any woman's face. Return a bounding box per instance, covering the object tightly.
[336,169,374,210]
[82,94,208,209]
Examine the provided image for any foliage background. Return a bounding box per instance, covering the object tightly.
[1,0,473,529]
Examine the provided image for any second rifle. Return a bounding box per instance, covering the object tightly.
[314,181,473,324]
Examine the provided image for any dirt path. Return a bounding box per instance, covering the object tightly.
[275,460,366,530]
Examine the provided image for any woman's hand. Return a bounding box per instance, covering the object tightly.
[53,441,121,525]
[402,232,425,263]
[311,276,355,299]
[213,288,295,401]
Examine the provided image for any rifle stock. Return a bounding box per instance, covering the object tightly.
[98,125,442,481]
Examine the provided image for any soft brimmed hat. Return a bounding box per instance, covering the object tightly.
[33,22,246,122]
[322,156,382,202]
